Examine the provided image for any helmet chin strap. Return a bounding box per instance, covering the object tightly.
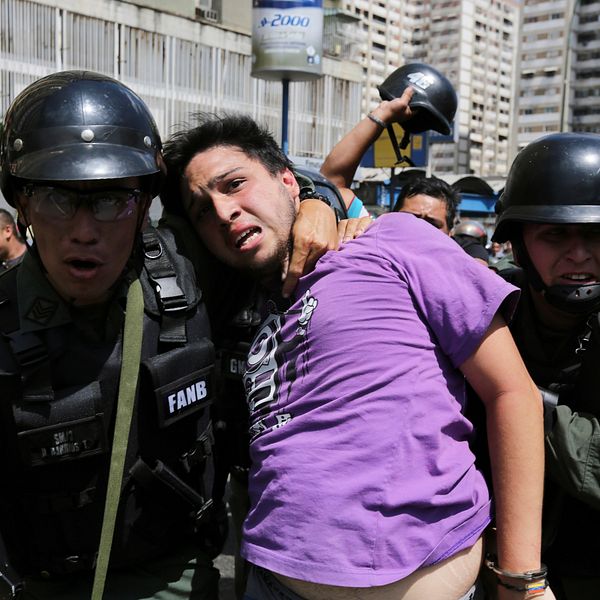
[387,126,415,167]
[544,283,600,314]
[513,235,600,315]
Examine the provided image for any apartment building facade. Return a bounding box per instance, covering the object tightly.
[331,0,520,177]
[516,0,600,151]
[0,0,363,166]
[8,0,599,182]
[516,0,572,149]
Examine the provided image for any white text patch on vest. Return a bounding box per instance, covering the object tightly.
[168,380,207,414]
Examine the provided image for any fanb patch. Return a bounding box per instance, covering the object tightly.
[155,367,213,428]
[143,338,215,428]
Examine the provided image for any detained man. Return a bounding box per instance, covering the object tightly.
[164,114,552,600]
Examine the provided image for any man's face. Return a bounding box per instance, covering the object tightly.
[399,194,449,234]
[18,177,147,306]
[182,146,299,277]
[522,223,600,288]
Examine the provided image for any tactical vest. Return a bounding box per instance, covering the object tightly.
[500,267,593,397]
[212,285,265,499]
[500,267,600,577]
[158,212,257,500]
[0,226,218,578]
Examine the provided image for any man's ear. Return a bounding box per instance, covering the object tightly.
[14,198,31,228]
[138,197,152,230]
[281,168,300,199]
[511,245,521,267]
[13,199,32,243]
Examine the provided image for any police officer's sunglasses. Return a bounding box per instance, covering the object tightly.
[22,184,147,222]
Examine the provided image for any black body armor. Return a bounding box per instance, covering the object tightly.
[0,226,219,579]
[212,287,265,498]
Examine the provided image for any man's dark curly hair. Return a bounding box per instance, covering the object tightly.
[392,176,460,231]
[161,113,293,217]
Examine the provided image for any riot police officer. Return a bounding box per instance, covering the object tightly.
[0,71,221,599]
[492,132,600,600]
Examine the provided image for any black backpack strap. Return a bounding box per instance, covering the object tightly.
[0,269,19,334]
[0,271,38,594]
[0,269,54,402]
[6,331,53,402]
[142,229,188,346]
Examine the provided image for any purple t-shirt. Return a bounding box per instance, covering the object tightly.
[241,213,518,587]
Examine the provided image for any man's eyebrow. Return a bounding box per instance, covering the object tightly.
[207,167,243,189]
[423,216,444,228]
[183,166,244,212]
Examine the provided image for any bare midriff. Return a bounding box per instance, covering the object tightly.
[272,536,484,600]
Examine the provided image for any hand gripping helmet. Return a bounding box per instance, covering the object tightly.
[0,70,164,207]
[378,63,458,136]
[453,220,488,247]
[493,132,600,314]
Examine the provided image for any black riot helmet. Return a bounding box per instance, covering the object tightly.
[453,220,488,247]
[493,132,600,314]
[0,70,164,206]
[378,63,457,136]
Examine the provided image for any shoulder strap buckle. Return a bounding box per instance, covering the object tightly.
[142,228,189,345]
[152,276,188,313]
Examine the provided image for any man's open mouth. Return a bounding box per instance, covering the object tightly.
[235,227,261,249]
[562,273,598,284]
[67,258,101,273]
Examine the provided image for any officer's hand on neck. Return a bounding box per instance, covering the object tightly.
[338,216,372,245]
[281,199,338,298]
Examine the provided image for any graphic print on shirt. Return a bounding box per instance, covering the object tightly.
[244,290,317,441]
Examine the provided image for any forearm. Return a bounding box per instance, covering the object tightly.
[460,315,545,574]
[486,388,544,572]
[321,91,415,190]
[458,309,551,597]
[320,114,384,190]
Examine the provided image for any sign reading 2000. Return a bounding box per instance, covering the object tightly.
[259,14,311,27]
[252,0,323,82]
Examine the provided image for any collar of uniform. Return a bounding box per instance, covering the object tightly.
[17,253,73,333]
[16,253,134,333]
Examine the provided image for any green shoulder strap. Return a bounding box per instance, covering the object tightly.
[91,278,145,600]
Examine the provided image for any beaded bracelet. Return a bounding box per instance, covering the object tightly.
[496,577,548,598]
[367,113,386,129]
[485,556,548,581]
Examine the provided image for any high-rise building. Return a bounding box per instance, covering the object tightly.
[330,0,411,112]
[436,0,519,177]
[515,0,600,152]
[515,0,571,151]
[331,0,520,177]
[572,0,600,133]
